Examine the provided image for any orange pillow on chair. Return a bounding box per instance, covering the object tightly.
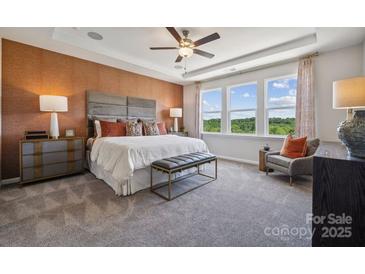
[280,135,308,158]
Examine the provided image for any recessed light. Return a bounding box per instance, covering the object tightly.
[229,67,237,72]
[174,65,183,70]
[87,32,103,41]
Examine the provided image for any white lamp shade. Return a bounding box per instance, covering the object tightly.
[40,95,68,112]
[333,77,365,109]
[170,108,182,118]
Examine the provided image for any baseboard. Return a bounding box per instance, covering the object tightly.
[216,155,258,166]
[1,177,20,185]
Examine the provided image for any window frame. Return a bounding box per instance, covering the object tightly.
[200,88,223,134]
[264,74,297,136]
[227,81,258,135]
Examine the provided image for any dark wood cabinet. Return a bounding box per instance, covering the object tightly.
[312,142,365,246]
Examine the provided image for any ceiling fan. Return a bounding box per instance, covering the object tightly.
[150,27,220,63]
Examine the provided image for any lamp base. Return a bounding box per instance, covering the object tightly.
[173,117,178,132]
[338,110,365,158]
[50,112,60,139]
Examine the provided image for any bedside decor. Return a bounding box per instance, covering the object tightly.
[170,108,182,132]
[263,144,270,151]
[65,128,76,137]
[40,95,68,139]
[24,130,49,140]
[333,77,365,157]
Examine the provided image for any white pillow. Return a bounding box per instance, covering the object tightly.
[94,120,102,138]
[94,118,117,138]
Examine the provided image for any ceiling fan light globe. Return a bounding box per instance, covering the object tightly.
[179,47,193,58]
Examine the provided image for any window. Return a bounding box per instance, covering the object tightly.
[201,89,222,133]
[228,82,257,134]
[265,75,297,135]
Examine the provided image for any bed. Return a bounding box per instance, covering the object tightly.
[86,91,209,196]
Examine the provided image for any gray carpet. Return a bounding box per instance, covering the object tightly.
[0,160,312,246]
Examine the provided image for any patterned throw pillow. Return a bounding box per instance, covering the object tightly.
[126,121,143,136]
[143,121,160,136]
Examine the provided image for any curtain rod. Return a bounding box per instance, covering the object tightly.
[197,52,319,84]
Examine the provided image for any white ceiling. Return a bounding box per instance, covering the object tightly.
[1,27,365,85]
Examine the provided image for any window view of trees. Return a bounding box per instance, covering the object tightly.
[231,117,255,133]
[202,89,222,132]
[229,83,257,134]
[268,117,295,135]
[266,76,297,135]
[201,75,297,136]
[203,118,221,132]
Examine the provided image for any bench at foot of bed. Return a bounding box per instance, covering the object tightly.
[150,152,217,201]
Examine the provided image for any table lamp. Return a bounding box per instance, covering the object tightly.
[170,108,182,132]
[40,95,68,139]
[333,77,365,157]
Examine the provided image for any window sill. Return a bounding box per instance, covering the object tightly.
[201,132,286,140]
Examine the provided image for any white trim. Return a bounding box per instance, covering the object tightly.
[221,86,228,133]
[217,155,258,166]
[226,80,258,91]
[200,87,223,94]
[202,132,285,140]
[1,177,20,185]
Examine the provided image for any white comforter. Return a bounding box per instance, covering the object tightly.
[90,135,208,182]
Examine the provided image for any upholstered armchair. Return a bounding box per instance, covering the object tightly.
[265,138,320,186]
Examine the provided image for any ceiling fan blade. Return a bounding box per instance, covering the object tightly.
[194,32,220,47]
[175,55,183,63]
[166,27,182,43]
[193,49,215,59]
[150,47,178,50]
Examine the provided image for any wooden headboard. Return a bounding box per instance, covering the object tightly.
[86,90,156,138]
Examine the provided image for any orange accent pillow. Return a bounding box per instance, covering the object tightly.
[157,122,167,135]
[280,135,308,158]
[99,120,126,137]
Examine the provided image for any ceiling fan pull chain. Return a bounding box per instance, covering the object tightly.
[184,58,187,75]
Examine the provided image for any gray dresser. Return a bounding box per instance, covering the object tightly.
[20,137,84,184]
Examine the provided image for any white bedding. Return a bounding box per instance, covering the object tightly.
[90,135,209,195]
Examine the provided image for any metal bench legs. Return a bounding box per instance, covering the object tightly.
[151,159,218,201]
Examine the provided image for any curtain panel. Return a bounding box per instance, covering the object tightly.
[296,57,316,138]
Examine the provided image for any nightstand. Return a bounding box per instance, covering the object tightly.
[19,137,85,184]
[168,131,189,137]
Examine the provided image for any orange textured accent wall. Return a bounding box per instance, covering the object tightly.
[1,39,183,179]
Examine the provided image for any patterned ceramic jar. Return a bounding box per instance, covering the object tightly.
[338,110,365,158]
